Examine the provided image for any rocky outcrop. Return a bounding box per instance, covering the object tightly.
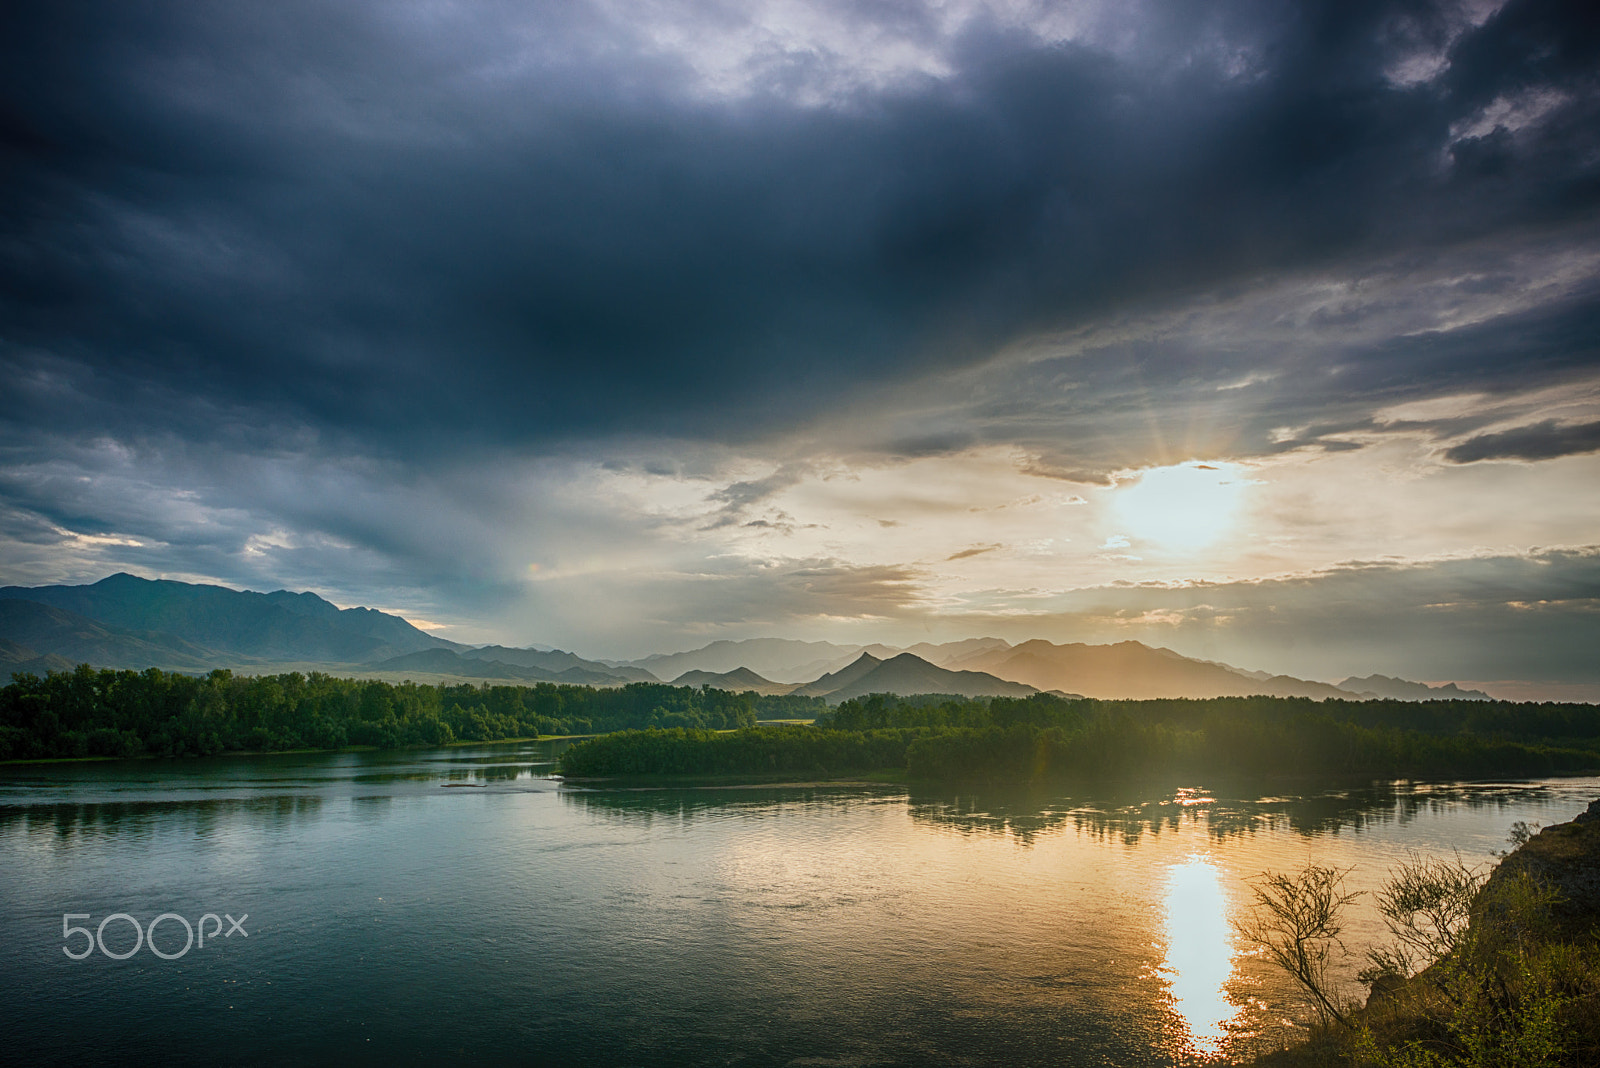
[1481,797,1600,937]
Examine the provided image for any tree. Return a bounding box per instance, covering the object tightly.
[1362,852,1485,982]
[1234,863,1363,1027]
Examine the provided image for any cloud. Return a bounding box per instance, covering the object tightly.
[506,555,931,652]
[1443,418,1600,462]
[2,0,1599,680]
[3,0,1598,466]
[946,544,1002,561]
[883,432,978,459]
[874,250,1600,481]
[703,463,812,528]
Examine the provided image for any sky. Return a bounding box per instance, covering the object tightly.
[1,0,1598,692]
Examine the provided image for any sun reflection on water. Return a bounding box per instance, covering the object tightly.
[1162,854,1239,1059]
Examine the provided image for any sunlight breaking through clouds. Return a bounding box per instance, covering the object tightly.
[1113,463,1252,552]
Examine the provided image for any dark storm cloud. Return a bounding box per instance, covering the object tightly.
[1443,417,1600,462]
[3,0,1599,463]
[0,426,564,618]
[977,274,1600,477]
[883,431,978,458]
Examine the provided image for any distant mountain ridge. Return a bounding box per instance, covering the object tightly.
[795,652,1038,704]
[371,647,654,686]
[459,645,659,683]
[946,639,1359,701]
[0,574,674,686]
[0,574,1501,702]
[1336,675,1492,701]
[792,652,886,698]
[670,667,794,695]
[625,639,866,683]
[0,573,454,664]
[620,637,1014,684]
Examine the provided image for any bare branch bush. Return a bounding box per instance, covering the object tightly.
[1235,863,1363,1028]
[1362,852,1486,983]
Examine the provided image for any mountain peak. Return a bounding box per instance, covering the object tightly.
[94,572,148,586]
[0,574,453,667]
[810,650,1035,703]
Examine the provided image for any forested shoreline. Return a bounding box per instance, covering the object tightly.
[560,692,1600,782]
[0,665,822,760]
[7,667,1600,782]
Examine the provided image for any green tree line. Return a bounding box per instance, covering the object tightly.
[10,667,1599,781]
[568,692,1600,781]
[559,724,926,778]
[0,665,764,759]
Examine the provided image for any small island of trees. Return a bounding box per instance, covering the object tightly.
[560,690,1600,782]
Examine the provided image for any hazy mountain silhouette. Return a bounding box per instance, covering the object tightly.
[369,648,646,686]
[792,652,885,697]
[949,639,1354,700]
[625,639,867,683]
[899,637,1012,665]
[461,645,659,682]
[628,637,1018,683]
[669,667,795,695]
[367,648,538,680]
[0,574,1501,702]
[795,652,1037,703]
[0,573,454,664]
[1337,674,1491,701]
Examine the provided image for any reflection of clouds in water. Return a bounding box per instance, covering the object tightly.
[1163,854,1238,1059]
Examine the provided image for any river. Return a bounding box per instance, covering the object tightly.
[1,744,1594,1066]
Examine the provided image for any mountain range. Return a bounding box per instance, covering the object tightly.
[0,573,452,665]
[1336,675,1492,701]
[0,574,1495,702]
[669,667,798,696]
[794,652,1040,702]
[939,640,1359,700]
[617,636,1013,684]
[624,638,887,684]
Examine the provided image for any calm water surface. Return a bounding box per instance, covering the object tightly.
[1,745,1595,1066]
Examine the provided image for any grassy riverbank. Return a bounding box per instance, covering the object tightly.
[1243,802,1600,1067]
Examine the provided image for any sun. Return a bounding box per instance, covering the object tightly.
[1112,462,1250,551]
